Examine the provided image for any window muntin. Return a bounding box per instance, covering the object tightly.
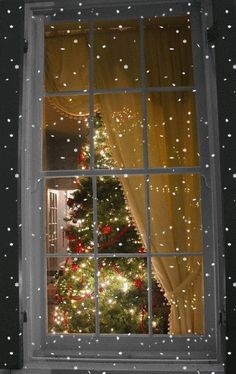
[24,1,220,361]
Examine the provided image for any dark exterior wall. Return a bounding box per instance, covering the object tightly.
[0,0,24,369]
[213,0,236,373]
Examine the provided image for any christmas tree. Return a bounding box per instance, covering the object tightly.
[49,114,169,334]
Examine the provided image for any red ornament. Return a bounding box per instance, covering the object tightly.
[66,232,76,241]
[72,210,79,219]
[67,198,75,208]
[55,293,62,303]
[78,152,86,163]
[102,225,112,235]
[138,247,146,253]
[71,263,79,272]
[75,241,85,253]
[98,262,104,270]
[133,278,143,288]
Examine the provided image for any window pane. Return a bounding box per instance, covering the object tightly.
[43,96,144,170]
[98,257,148,334]
[47,257,95,333]
[93,113,117,170]
[96,93,143,168]
[144,17,193,87]
[152,268,170,335]
[147,92,199,167]
[45,177,94,254]
[97,176,146,253]
[151,256,204,335]
[94,20,140,89]
[149,174,203,253]
[43,97,89,170]
[45,22,89,92]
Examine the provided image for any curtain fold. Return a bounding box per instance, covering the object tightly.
[45,19,204,335]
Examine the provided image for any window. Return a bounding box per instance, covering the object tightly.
[21,0,224,371]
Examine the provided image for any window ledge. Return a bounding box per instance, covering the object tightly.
[9,360,225,374]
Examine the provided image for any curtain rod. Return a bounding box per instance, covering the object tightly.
[45,23,190,38]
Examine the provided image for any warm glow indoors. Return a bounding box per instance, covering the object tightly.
[44,16,204,336]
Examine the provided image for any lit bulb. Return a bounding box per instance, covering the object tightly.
[123,282,129,292]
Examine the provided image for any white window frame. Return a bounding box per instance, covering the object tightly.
[19,0,225,372]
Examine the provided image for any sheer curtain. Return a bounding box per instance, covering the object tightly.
[45,20,204,335]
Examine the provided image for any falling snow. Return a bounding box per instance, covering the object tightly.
[0,0,235,371]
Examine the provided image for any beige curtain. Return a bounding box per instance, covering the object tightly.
[45,31,99,117]
[45,19,204,335]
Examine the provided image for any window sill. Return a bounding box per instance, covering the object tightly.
[9,359,225,374]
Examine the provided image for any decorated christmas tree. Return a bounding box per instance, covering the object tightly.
[49,114,169,334]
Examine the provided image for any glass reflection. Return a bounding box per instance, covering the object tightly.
[43,97,89,171]
[94,19,140,89]
[47,257,95,333]
[147,92,199,167]
[144,17,193,87]
[95,93,143,168]
[45,22,89,92]
[151,256,204,335]
[98,257,148,334]
[45,177,93,254]
[97,176,146,253]
[149,174,203,253]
